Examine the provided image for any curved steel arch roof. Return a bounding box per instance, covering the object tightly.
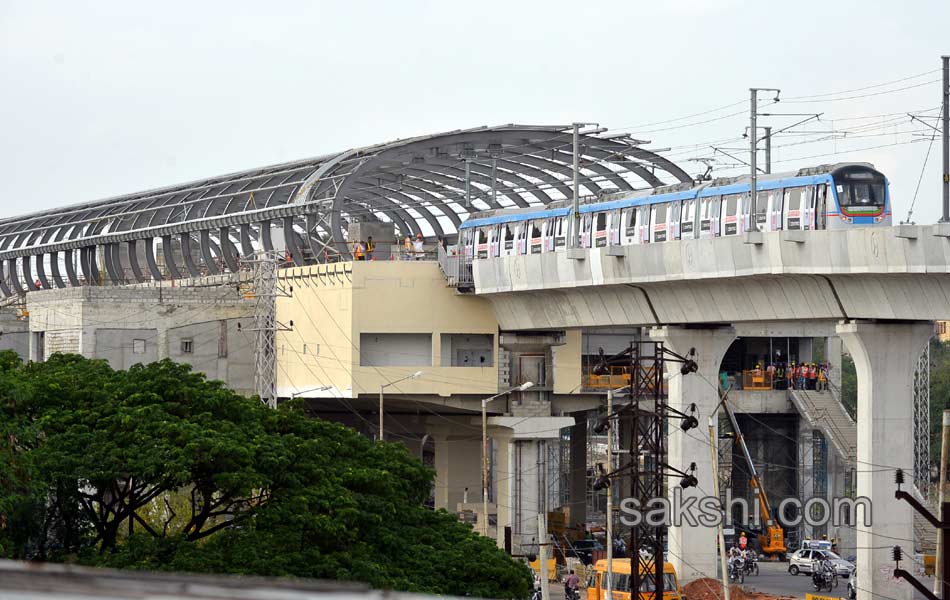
[0,124,691,296]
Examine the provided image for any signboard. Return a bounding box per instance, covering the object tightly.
[806,593,838,600]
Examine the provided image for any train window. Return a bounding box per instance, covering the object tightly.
[754,191,768,225]
[724,194,739,215]
[531,223,541,238]
[626,208,637,228]
[786,187,803,208]
[595,212,607,231]
[504,225,514,241]
[477,229,488,244]
[653,203,668,223]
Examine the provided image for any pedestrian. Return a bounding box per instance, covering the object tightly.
[796,363,805,391]
[788,362,796,390]
[817,364,828,392]
[766,362,776,388]
[366,236,375,260]
[353,240,365,261]
[776,362,786,390]
[402,236,413,259]
[413,233,425,260]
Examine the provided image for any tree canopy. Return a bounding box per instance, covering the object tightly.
[0,353,532,598]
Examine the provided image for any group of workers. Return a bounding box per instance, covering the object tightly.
[723,361,831,391]
[351,233,433,261]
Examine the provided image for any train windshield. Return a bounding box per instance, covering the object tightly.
[833,167,886,213]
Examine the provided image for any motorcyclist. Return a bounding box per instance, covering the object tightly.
[812,557,835,590]
[564,570,580,600]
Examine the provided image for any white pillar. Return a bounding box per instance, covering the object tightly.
[649,326,736,582]
[430,429,482,513]
[837,321,932,600]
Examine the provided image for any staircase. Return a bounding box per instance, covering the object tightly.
[788,389,856,465]
[788,388,936,553]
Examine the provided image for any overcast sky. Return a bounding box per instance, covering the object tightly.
[2,0,948,223]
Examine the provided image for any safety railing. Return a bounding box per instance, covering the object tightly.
[740,370,774,390]
[436,245,473,288]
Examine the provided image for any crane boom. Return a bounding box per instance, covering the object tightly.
[720,392,785,557]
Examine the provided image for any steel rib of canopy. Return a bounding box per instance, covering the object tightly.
[0,124,690,297]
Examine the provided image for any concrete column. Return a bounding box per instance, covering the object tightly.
[486,416,574,553]
[430,429,482,513]
[649,325,736,583]
[798,337,813,363]
[837,321,932,600]
[569,416,588,530]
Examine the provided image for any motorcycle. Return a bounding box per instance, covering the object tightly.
[728,556,745,584]
[742,552,759,577]
[811,560,838,592]
[564,587,581,600]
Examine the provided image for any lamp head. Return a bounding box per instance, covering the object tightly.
[518,381,535,391]
[411,371,424,379]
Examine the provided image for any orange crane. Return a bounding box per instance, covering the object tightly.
[721,395,787,559]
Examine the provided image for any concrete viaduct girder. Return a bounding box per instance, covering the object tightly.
[474,225,950,329]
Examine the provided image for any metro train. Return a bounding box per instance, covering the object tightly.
[458,163,890,258]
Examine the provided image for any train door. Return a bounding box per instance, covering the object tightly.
[721,194,741,236]
[621,207,638,245]
[593,212,608,247]
[638,206,652,243]
[802,187,816,230]
[815,185,828,230]
[680,199,697,240]
[476,227,489,259]
[529,220,543,254]
[699,196,720,238]
[489,225,501,257]
[651,202,669,243]
[579,214,593,248]
[499,223,515,256]
[768,189,784,231]
[515,222,529,255]
[608,209,622,246]
[670,201,682,240]
[784,187,804,230]
[541,218,553,252]
[554,216,567,249]
[753,191,768,231]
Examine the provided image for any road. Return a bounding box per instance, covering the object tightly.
[719,562,934,600]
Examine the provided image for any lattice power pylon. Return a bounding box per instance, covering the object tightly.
[913,340,932,497]
[592,342,699,596]
[239,251,292,409]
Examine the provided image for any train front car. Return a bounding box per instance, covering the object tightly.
[827,164,891,228]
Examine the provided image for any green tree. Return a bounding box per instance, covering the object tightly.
[0,353,532,598]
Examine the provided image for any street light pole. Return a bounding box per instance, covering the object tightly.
[481,381,535,537]
[379,371,423,441]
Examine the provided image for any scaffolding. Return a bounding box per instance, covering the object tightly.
[240,251,292,408]
[913,341,932,498]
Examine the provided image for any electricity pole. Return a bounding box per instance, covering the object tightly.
[749,88,780,232]
[572,123,580,249]
[942,55,949,223]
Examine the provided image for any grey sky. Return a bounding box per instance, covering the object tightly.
[2,0,948,223]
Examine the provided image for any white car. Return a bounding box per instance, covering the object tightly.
[788,549,855,577]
